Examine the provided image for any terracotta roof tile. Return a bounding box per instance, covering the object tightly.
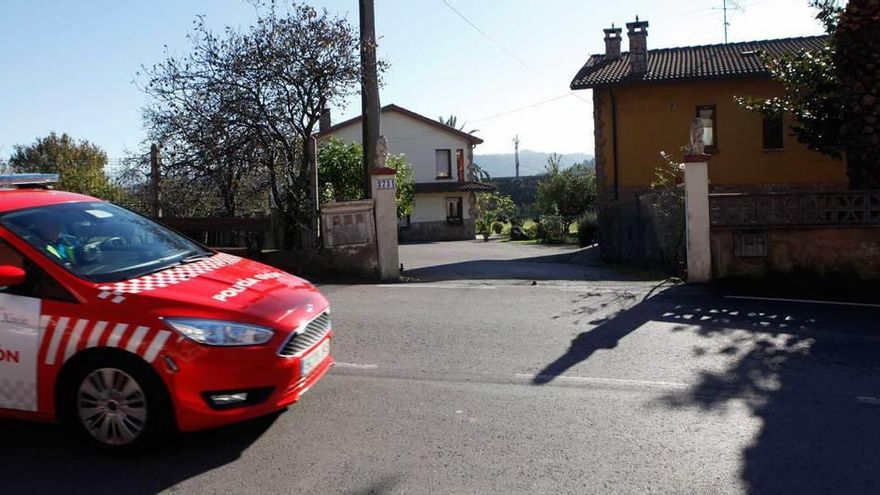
[570,35,827,89]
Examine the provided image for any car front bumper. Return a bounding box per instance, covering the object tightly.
[162,332,333,432]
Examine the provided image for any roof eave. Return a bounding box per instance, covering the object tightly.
[316,104,484,145]
[571,71,774,90]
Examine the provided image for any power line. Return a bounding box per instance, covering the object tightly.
[437,0,590,105]
[470,94,574,123]
[439,0,534,71]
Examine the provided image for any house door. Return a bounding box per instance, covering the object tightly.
[446,197,463,224]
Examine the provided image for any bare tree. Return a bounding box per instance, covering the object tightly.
[140,1,366,247]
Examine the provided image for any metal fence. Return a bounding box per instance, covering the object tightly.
[709,191,880,228]
[155,216,273,255]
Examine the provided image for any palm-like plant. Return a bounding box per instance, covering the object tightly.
[438,115,479,136]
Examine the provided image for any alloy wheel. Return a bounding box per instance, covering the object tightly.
[77,368,148,446]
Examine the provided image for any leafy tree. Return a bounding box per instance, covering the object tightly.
[474,192,516,223]
[317,138,364,203]
[388,154,415,219]
[9,132,122,201]
[316,137,415,218]
[474,192,516,240]
[737,1,844,159]
[834,0,880,188]
[737,0,880,188]
[141,1,369,246]
[535,154,597,227]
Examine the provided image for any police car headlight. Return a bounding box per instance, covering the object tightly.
[164,318,275,346]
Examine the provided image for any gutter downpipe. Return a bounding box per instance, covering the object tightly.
[610,87,620,201]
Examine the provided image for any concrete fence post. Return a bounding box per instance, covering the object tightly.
[370,167,400,280]
[683,153,712,282]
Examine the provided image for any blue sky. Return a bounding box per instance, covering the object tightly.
[0,0,827,160]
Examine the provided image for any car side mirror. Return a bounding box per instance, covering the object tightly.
[0,265,26,287]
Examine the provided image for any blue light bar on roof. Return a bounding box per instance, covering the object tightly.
[0,174,60,188]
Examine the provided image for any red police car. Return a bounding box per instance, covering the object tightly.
[0,174,333,450]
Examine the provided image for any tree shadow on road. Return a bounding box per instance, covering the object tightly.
[533,285,880,492]
[0,410,281,494]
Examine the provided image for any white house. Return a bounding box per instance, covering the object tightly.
[317,104,494,242]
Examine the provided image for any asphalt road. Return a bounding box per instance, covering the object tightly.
[4,240,880,494]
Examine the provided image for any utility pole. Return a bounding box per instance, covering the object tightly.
[360,0,380,199]
[513,135,520,178]
[149,143,162,218]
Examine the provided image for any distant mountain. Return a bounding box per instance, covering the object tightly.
[473,150,593,179]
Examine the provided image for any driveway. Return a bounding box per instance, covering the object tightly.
[400,239,650,283]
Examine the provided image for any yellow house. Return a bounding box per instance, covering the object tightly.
[570,20,848,262]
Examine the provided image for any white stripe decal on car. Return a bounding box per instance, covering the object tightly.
[44,317,70,366]
[106,323,129,347]
[63,319,90,362]
[125,326,150,354]
[86,321,108,348]
[143,331,171,363]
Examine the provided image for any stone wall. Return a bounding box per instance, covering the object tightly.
[399,219,476,243]
[597,181,851,267]
[712,227,880,280]
[262,245,379,279]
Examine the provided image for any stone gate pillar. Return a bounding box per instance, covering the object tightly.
[370,167,400,280]
[683,153,711,283]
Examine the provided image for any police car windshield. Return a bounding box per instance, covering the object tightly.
[0,201,212,283]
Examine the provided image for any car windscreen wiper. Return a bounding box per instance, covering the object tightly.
[181,251,215,264]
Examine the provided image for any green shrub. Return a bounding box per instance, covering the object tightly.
[535,222,547,241]
[476,217,491,235]
[491,221,504,234]
[577,210,599,247]
[537,207,567,243]
[521,223,537,240]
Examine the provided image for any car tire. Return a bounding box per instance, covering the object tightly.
[60,352,172,454]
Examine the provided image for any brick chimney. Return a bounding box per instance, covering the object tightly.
[603,24,623,60]
[626,17,649,75]
[319,108,331,132]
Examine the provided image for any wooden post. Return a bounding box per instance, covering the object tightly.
[149,143,162,218]
[359,0,380,199]
[308,136,320,249]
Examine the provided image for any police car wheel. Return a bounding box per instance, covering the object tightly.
[62,354,171,452]
[77,368,148,446]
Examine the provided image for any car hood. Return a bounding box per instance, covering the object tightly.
[95,254,326,327]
